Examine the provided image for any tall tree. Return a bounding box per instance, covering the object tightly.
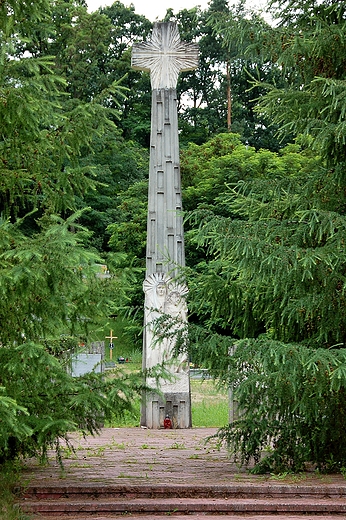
[0,0,144,463]
[98,2,153,145]
[259,0,346,172]
[10,0,151,251]
[163,1,289,149]
[185,0,346,473]
[207,0,293,149]
[78,131,149,252]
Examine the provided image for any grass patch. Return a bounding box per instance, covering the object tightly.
[0,462,31,520]
[192,399,228,427]
[107,371,229,428]
[191,379,229,427]
[88,318,230,429]
[107,396,141,427]
[108,378,229,428]
[168,442,186,449]
[103,316,142,368]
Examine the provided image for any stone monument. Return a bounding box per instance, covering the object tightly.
[132,22,198,428]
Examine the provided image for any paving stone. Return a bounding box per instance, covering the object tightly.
[41,517,346,520]
[17,427,346,519]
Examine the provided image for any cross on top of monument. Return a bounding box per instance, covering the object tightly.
[131,22,199,90]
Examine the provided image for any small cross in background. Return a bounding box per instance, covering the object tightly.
[105,330,118,361]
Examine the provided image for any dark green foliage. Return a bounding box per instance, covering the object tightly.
[0,14,123,220]
[248,0,346,169]
[4,0,346,477]
[179,0,346,473]
[0,215,97,345]
[42,336,79,358]
[188,157,346,345]
[0,0,145,464]
[98,2,153,145]
[185,132,346,471]
[0,460,28,519]
[0,211,144,462]
[78,131,149,252]
[187,0,291,150]
[107,180,148,265]
[0,341,145,463]
[217,338,346,473]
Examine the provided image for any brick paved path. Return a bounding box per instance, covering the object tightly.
[19,427,346,519]
[22,427,247,486]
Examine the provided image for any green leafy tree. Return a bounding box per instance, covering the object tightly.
[0,3,124,220]
[33,1,152,253]
[163,1,289,149]
[257,0,346,172]
[206,0,294,150]
[77,130,149,252]
[98,2,153,145]
[1,0,150,251]
[107,180,148,265]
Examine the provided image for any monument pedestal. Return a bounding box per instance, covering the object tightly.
[141,272,191,429]
[143,395,191,429]
[142,374,191,429]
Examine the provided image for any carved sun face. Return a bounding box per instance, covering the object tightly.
[156,283,166,296]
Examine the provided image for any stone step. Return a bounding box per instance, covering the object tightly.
[17,428,346,519]
[20,496,346,516]
[21,482,346,500]
[31,516,346,520]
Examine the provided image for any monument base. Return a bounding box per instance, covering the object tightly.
[141,374,192,429]
[141,392,192,429]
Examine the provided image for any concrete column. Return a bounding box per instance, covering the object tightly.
[132,22,198,428]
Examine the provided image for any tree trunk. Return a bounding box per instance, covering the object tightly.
[226,60,231,131]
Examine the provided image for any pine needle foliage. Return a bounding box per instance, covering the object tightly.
[185,138,346,471]
[255,1,346,174]
[184,0,346,473]
[0,212,146,463]
[0,0,145,464]
[0,340,145,464]
[217,338,346,473]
